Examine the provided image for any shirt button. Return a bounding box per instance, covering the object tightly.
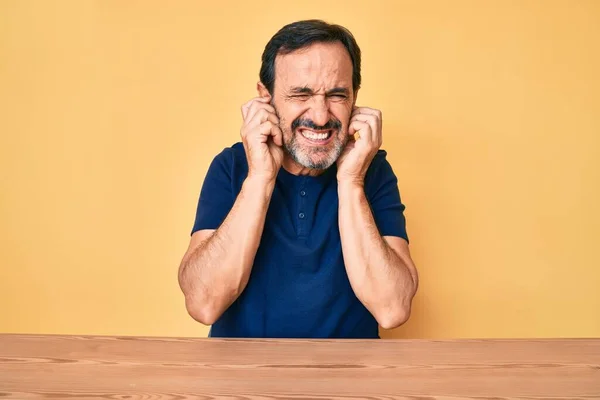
[300,190,306,197]
[298,212,305,219]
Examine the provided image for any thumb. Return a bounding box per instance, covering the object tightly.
[268,139,283,161]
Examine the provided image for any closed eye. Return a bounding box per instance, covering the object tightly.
[291,94,311,100]
[328,94,348,102]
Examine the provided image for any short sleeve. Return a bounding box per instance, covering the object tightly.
[365,151,409,242]
[191,148,235,235]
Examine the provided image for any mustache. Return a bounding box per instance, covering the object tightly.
[291,117,342,131]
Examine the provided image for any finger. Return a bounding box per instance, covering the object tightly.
[351,114,379,142]
[271,124,283,147]
[247,108,279,129]
[343,134,357,148]
[254,121,283,146]
[351,113,378,126]
[352,108,382,132]
[349,120,371,140]
[241,97,271,120]
[242,97,264,119]
[353,107,382,118]
[253,121,275,143]
[267,139,280,155]
[241,112,279,141]
[241,100,252,120]
[246,100,275,123]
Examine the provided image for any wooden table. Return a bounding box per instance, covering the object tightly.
[1,335,599,399]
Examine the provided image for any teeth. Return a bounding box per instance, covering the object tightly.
[301,130,329,140]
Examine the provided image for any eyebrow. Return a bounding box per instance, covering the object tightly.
[326,87,350,96]
[289,86,350,96]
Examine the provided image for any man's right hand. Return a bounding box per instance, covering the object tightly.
[180,97,284,325]
[240,97,284,183]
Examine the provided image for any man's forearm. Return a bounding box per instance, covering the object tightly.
[338,181,417,329]
[179,176,275,324]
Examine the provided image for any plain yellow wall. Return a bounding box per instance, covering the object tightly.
[1,0,599,339]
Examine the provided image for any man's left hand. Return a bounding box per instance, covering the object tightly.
[336,106,383,185]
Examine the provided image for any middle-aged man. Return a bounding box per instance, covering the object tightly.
[178,19,418,338]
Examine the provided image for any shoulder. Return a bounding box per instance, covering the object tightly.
[212,141,246,162]
[366,149,395,181]
[364,149,398,196]
[208,142,248,174]
[202,142,248,196]
[229,142,247,163]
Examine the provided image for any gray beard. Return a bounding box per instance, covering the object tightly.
[283,131,347,170]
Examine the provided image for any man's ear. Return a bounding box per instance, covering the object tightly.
[257,82,271,100]
[352,88,360,108]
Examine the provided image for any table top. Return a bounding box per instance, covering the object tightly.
[1,334,599,399]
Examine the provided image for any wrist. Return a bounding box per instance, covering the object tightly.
[337,179,365,199]
[337,178,364,190]
[244,174,276,195]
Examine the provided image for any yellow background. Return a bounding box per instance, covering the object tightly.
[1,0,599,339]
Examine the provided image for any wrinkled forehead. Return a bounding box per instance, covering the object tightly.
[273,42,354,94]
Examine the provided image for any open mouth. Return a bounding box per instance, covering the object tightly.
[298,129,334,144]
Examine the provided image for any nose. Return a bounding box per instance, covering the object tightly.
[307,95,330,127]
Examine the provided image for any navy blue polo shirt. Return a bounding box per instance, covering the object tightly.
[191,142,408,338]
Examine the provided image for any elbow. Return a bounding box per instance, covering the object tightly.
[184,295,221,326]
[377,304,412,330]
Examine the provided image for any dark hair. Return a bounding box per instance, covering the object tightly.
[259,19,361,95]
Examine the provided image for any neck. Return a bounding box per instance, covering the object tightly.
[281,154,326,177]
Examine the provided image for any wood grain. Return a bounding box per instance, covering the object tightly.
[0,335,599,399]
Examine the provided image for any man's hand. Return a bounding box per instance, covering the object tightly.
[336,106,383,185]
[241,97,284,183]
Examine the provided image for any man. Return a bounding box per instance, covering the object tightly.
[178,20,418,338]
